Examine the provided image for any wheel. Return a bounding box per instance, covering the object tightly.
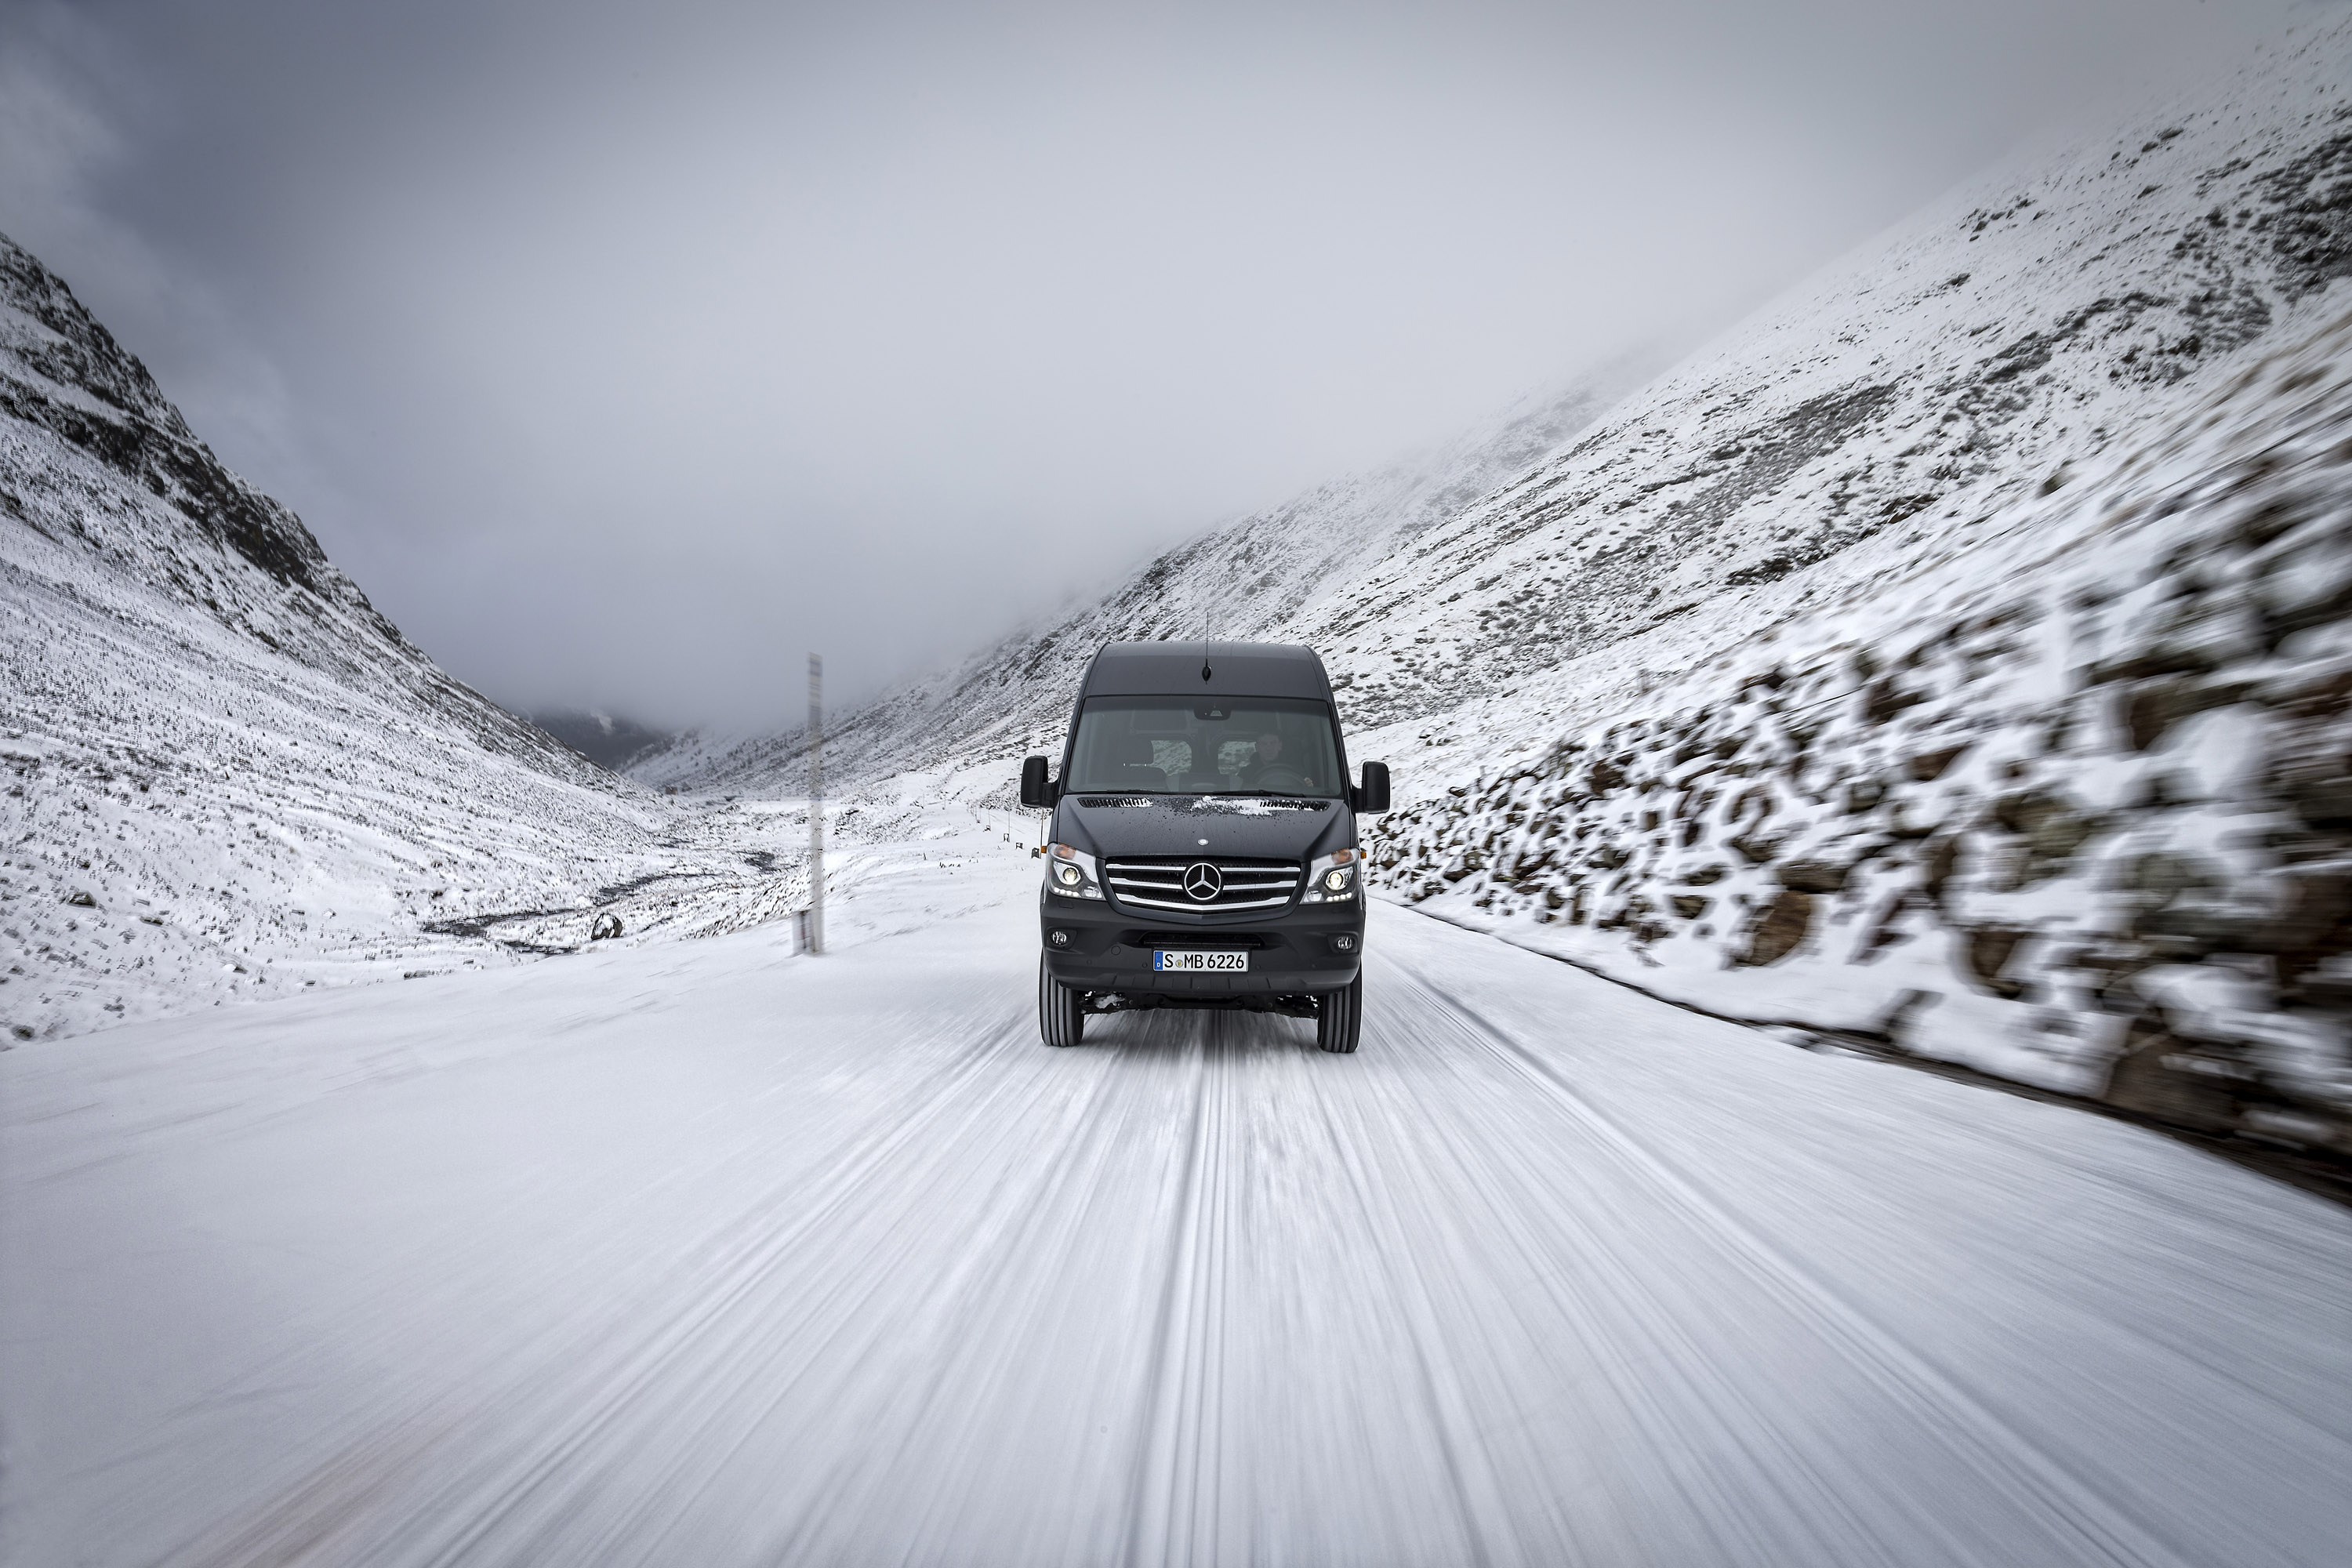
[1316,971,1363,1054]
[1039,955,1086,1047]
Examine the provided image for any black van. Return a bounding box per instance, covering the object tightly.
[1018,641,1388,1052]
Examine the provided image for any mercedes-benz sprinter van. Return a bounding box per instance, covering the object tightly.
[1018,641,1388,1052]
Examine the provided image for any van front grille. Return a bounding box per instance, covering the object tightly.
[1127,931,1272,950]
[1103,856,1301,913]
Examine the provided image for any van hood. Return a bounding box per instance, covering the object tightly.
[1060,794,1345,861]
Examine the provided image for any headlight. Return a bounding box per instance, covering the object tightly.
[1045,842,1105,899]
[1303,846,1359,903]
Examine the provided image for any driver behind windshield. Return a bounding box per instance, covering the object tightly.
[1243,731,1316,792]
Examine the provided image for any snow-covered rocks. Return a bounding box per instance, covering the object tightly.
[1380,298,2352,1152]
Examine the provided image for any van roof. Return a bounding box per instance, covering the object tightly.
[1082,641,1331,701]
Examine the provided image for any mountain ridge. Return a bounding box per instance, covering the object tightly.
[0,230,685,1041]
[644,20,2352,808]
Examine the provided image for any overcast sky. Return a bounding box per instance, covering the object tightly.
[0,0,2326,727]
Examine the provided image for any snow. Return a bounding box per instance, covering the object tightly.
[5,828,2347,1567]
[6,33,2352,1552]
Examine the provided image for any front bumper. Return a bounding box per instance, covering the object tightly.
[1040,889,1363,997]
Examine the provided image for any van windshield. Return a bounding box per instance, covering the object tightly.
[1065,696,1343,797]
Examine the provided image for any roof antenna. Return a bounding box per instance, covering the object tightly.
[1200,607,1212,682]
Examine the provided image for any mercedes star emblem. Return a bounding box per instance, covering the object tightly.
[1181,862,1222,901]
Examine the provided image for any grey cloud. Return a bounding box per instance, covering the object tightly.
[0,0,2327,725]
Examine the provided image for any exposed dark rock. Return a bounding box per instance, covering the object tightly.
[2259,659,2352,717]
[63,890,94,907]
[1906,744,1969,781]
[2251,128,2352,298]
[2123,851,2205,903]
[1845,778,1887,813]
[1729,833,1782,866]
[1861,679,1929,725]
[1737,889,1815,966]
[590,911,623,940]
[2125,676,2251,750]
[1984,787,2103,883]
[2262,869,2352,992]
[2102,1017,2248,1131]
[1669,894,1711,920]
[0,239,335,594]
[2024,808,2103,880]
[1777,858,1850,894]
[530,710,675,773]
[2132,902,2238,961]
[2283,766,2352,829]
[1962,925,2034,997]
[1875,987,1941,1046]
[1990,786,2052,833]
[1854,894,1920,963]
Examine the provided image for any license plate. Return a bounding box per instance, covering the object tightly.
[1154,950,1248,972]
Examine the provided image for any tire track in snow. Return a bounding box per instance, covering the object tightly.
[1385,953,2201,1568]
[1298,1050,1507,1568]
[1118,1011,1232,1568]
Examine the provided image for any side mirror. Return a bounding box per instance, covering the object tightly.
[1351,760,1390,815]
[1019,755,1058,809]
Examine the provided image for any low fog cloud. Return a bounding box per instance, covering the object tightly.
[0,0,2325,725]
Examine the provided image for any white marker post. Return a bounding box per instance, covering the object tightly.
[808,652,824,956]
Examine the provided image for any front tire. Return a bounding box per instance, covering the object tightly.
[1039,956,1086,1047]
[1316,971,1363,1054]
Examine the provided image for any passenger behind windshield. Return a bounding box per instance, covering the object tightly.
[1065,697,1344,796]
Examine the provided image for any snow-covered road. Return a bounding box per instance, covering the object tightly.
[5,847,2348,1567]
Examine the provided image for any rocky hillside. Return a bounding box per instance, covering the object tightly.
[1381,298,2352,1155]
[1347,23,2352,1156]
[0,234,678,1041]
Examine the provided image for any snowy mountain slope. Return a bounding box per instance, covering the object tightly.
[1308,20,2352,732]
[0,233,690,1042]
[645,20,2352,1152]
[627,363,1655,793]
[656,20,2352,797]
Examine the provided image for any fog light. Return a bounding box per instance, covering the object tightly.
[1333,933,1356,952]
[1049,930,1071,946]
